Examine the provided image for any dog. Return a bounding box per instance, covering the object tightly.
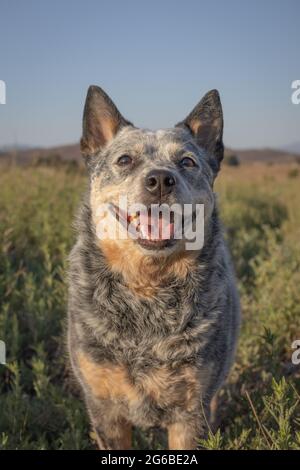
[67,85,240,450]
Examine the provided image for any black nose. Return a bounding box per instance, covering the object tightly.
[145,169,176,197]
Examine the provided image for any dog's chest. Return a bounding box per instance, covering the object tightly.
[104,282,193,338]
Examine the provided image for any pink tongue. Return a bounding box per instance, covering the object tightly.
[139,213,174,240]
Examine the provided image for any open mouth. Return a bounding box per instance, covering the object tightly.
[109,205,177,250]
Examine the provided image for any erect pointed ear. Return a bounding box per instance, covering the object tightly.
[176,89,224,173]
[80,85,133,158]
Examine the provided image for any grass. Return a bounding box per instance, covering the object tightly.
[0,162,300,450]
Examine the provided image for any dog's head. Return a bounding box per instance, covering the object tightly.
[81,86,223,259]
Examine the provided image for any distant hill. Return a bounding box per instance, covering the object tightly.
[1,143,300,166]
[281,142,300,154]
[0,143,82,166]
[224,147,300,163]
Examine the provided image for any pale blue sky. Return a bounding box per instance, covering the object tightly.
[0,0,299,149]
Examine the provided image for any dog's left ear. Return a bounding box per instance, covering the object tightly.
[176,89,224,174]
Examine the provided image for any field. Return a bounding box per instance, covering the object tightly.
[0,162,300,450]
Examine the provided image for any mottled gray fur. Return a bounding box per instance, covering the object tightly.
[67,86,240,450]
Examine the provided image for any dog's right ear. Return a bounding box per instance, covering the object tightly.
[80,85,132,158]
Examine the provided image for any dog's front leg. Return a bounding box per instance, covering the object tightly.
[167,406,210,450]
[87,398,132,450]
[168,421,198,450]
[93,417,132,450]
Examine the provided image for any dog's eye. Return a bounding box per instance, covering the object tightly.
[180,157,196,168]
[117,154,132,166]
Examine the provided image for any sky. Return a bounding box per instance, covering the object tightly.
[0,0,299,149]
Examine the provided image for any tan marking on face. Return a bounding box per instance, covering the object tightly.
[90,176,133,244]
[168,421,197,450]
[90,177,127,226]
[132,141,145,154]
[77,352,139,402]
[164,141,182,156]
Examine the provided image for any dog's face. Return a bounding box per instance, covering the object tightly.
[81,86,224,257]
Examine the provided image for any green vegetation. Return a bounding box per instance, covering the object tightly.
[0,165,299,449]
[287,168,299,179]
